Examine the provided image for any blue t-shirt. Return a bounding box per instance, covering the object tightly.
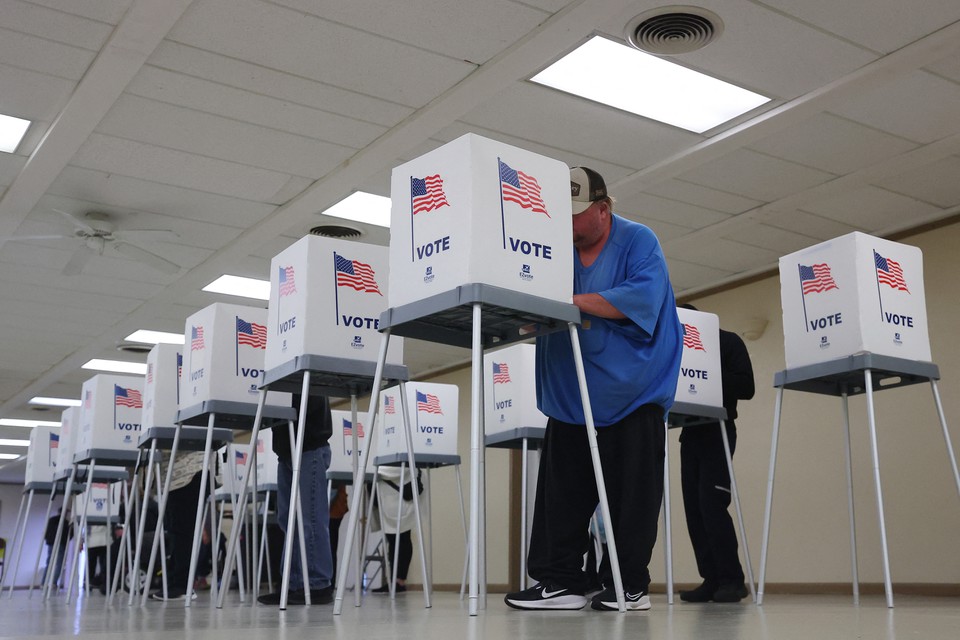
[536,214,682,426]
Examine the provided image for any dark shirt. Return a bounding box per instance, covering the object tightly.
[271,393,332,464]
[681,328,755,441]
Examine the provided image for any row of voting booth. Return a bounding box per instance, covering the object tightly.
[4,132,957,614]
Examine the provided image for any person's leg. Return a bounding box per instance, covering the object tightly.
[297,446,333,591]
[681,436,717,584]
[697,426,745,600]
[395,530,412,583]
[159,472,202,596]
[329,517,342,584]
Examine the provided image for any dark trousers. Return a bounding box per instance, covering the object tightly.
[384,530,412,581]
[164,471,203,593]
[528,404,665,593]
[680,423,744,585]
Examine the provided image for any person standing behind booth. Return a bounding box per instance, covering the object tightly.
[150,451,205,601]
[43,508,72,589]
[678,304,755,603]
[505,166,683,612]
[257,394,334,605]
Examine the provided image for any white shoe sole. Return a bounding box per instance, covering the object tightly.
[594,595,651,611]
[505,594,587,610]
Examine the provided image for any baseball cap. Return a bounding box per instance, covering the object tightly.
[570,166,607,214]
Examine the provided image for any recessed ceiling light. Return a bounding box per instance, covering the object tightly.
[29,396,82,407]
[125,330,186,345]
[81,359,148,375]
[202,275,270,300]
[0,438,30,447]
[0,418,61,428]
[0,113,30,153]
[321,192,391,227]
[0,453,21,460]
[531,35,769,133]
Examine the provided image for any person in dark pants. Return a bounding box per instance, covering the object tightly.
[504,166,683,612]
[43,508,72,589]
[678,304,755,603]
[150,452,205,601]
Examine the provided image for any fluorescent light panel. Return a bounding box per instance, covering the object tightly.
[82,359,147,375]
[0,439,30,447]
[0,453,20,460]
[322,191,391,227]
[0,418,60,428]
[125,329,185,345]
[203,275,270,300]
[0,113,30,153]
[29,396,81,407]
[531,36,770,133]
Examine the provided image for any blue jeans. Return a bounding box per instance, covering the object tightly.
[277,445,333,590]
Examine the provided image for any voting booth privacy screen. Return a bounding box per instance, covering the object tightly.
[388,133,573,308]
[143,343,182,429]
[329,410,367,476]
[483,343,547,437]
[779,232,931,369]
[376,383,459,462]
[266,235,404,370]
[76,374,145,453]
[25,426,58,485]
[74,482,122,519]
[181,302,291,407]
[55,406,80,475]
[674,307,723,409]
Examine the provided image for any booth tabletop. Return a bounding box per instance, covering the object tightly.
[774,353,940,397]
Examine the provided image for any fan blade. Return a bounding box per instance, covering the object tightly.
[112,241,180,275]
[118,229,180,242]
[52,208,98,234]
[62,246,94,275]
[0,234,73,241]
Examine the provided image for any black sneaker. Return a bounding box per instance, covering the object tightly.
[679,581,717,603]
[590,586,651,611]
[711,582,748,603]
[504,581,587,610]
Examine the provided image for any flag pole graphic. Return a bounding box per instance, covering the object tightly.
[498,158,507,250]
[874,250,885,322]
[410,177,416,262]
[799,265,810,333]
[333,252,341,327]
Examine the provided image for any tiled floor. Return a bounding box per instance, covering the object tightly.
[2,590,959,640]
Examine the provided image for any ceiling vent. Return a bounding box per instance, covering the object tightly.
[116,343,153,354]
[625,6,723,55]
[309,224,363,239]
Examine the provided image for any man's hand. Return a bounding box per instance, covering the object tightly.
[573,293,626,319]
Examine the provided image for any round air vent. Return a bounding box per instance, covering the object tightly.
[116,343,153,354]
[310,224,363,239]
[625,6,723,55]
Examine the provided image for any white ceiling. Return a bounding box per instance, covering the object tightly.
[2,0,960,477]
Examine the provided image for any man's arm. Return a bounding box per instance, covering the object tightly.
[572,293,626,319]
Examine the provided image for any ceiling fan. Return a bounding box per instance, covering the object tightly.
[8,210,181,275]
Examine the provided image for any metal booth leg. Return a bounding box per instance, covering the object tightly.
[863,369,894,609]
[396,382,432,608]
[840,391,860,605]
[279,372,312,609]
[28,487,59,597]
[467,304,484,615]
[757,386,785,605]
[45,465,77,599]
[67,458,97,603]
[184,413,217,608]
[142,423,183,606]
[930,379,960,499]
[5,489,33,598]
[719,419,756,602]
[663,420,674,605]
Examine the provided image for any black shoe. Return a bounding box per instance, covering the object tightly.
[679,581,717,603]
[504,581,587,610]
[712,582,748,603]
[371,583,406,594]
[590,586,651,611]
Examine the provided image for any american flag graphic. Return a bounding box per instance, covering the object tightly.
[874,251,909,292]
[115,385,143,409]
[342,418,365,438]
[235,450,248,465]
[278,265,297,297]
[236,317,267,349]
[191,325,205,351]
[84,390,92,409]
[384,395,396,414]
[147,363,154,384]
[799,263,839,295]
[334,253,382,295]
[177,353,183,379]
[682,324,706,351]
[50,433,59,449]
[411,174,449,214]
[492,362,511,384]
[416,390,443,414]
[257,438,265,453]
[499,159,549,217]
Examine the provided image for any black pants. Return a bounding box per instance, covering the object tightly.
[528,404,665,593]
[384,530,412,581]
[164,471,203,593]
[680,423,744,585]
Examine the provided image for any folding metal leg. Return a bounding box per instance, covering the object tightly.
[4,489,33,597]
[663,421,674,605]
[567,322,625,612]
[279,373,313,609]
[395,382,432,607]
[467,304,483,615]
[67,459,98,602]
[142,424,183,606]
[519,440,530,590]
[840,391,860,605]
[757,386,784,605]
[863,370,894,608]
[28,487,59,597]
[930,380,960,499]
[45,465,77,599]
[130,443,158,604]
[184,413,218,607]
[719,419,756,602]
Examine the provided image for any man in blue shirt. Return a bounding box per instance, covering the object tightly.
[505,167,682,612]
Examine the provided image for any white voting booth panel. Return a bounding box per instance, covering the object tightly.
[254,427,278,486]
[265,235,404,370]
[674,308,723,408]
[780,232,931,369]
[143,343,182,429]
[76,374,145,453]
[181,302,291,407]
[329,410,366,476]
[376,383,459,462]
[388,132,573,309]
[55,406,81,474]
[73,482,122,519]
[219,444,247,496]
[24,426,58,484]
[483,343,547,437]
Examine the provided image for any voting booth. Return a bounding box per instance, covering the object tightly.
[73,481,122,523]
[388,132,573,309]
[25,426,58,486]
[143,343,182,429]
[54,406,81,478]
[265,235,403,370]
[375,382,459,466]
[779,231,931,369]
[75,374,145,456]
[483,343,547,445]
[674,307,722,411]
[759,232,958,609]
[330,410,367,478]
[181,302,291,408]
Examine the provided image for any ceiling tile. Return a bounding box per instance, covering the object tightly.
[763,209,860,241]
[643,179,763,215]
[3,0,114,51]
[0,27,94,80]
[800,185,942,230]
[678,149,836,202]
[615,191,731,230]
[873,156,960,208]
[667,237,781,273]
[666,258,734,292]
